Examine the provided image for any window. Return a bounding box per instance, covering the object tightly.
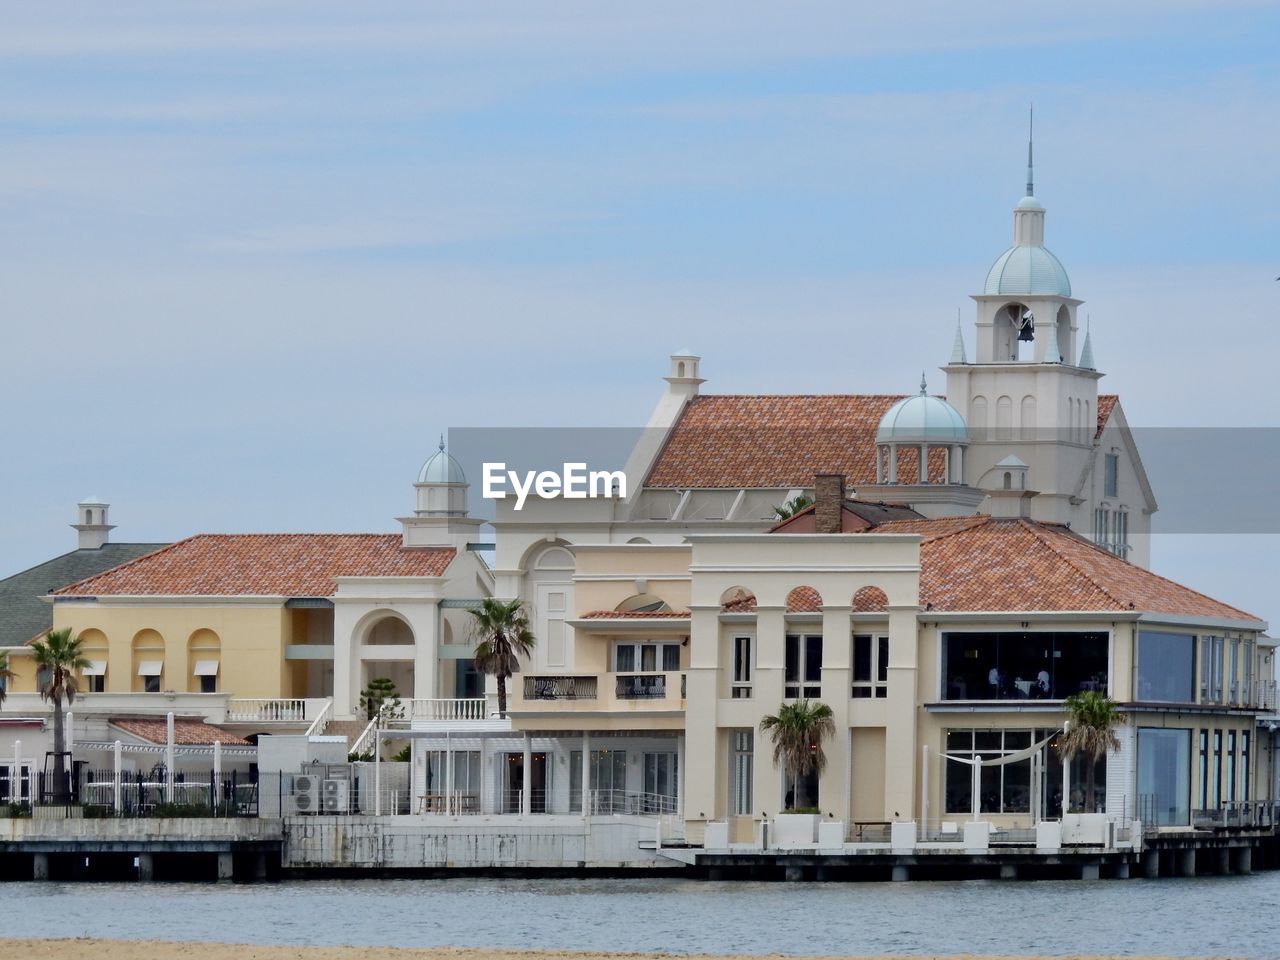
[942,631,1107,701]
[200,674,217,694]
[852,634,889,698]
[1199,635,1224,703]
[1136,631,1195,702]
[731,635,752,699]
[642,752,678,808]
[613,642,680,673]
[1241,731,1251,802]
[1198,730,1209,809]
[1212,729,1223,808]
[1226,730,1236,804]
[784,634,822,698]
[731,730,753,815]
[1138,727,1191,826]
[1244,639,1255,705]
[946,729,1104,817]
[570,749,627,812]
[1229,639,1240,703]
[1104,452,1119,498]
[145,675,162,694]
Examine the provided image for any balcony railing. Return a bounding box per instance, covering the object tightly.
[616,674,669,700]
[226,698,328,723]
[523,675,598,701]
[407,698,489,721]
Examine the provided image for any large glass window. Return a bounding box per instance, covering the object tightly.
[1104,452,1119,498]
[570,749,627,812]
[1241,731,1251,802]
[852,634,889,699]
[1137,727,1191,826]
[943,728,1105,815]
[1200,635,1224,703]
[1226,731,1237,803]
[614,642,680,673]
[731,636,752,699]
[1198,730,1209,809]
[731,730,753,815]
[1212,729,1223,807]
[785,634,822,698]
[1136,631,1195,703]
[941,632,1107,701]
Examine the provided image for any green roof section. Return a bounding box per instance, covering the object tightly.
[0,543,169,647]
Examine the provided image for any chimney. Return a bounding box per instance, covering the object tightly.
[814,474,845,534]
[72,497,114,550]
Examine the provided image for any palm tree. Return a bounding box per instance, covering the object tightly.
[30,628,89,802]
[760,699,835,810]
[773,495,813,521]
[1057,691,1122,813]
[0,651,14,707]
[469,598,535,718]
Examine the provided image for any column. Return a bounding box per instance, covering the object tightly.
[684,605,725,825]
[918,445,928,483]
[882,604,919,821]
[753,606,787,817]
[217,852,234,882]
[32,853,49,881]
[820,603,852,823]
[521,732,532,816]
[412,600,441,701]
[137,853,155,882]
[887,444,898,484]
[676,733,685,821]
[582,730,591,816]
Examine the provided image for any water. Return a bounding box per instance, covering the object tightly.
[2,874,1276,956]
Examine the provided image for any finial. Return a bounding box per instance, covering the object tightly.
[950,311,968,364]
[919,371,928,395]
[1025,104,1034,197]
[438,433,445,452]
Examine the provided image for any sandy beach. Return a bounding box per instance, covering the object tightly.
[0,941,1230,960]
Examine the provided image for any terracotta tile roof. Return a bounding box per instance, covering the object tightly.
[866,516,1261,622]
[852,586,889,612]
[647,393,1124,488]
[647,394,949,488]
[53,534,454,598]
[785,586,823,612]
[1097,395,1118,437]
[580,609,691,619]
[721,589,758,613]
[110,718,251,747]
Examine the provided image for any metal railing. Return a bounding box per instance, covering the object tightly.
[523,676,598,701]
[1192,801,1280,830]
[586,789,677,815]
[616,674,668,700]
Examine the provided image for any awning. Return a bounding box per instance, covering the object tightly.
[193,660,220,677]
[136,660,163,677]
[83,661,106,676]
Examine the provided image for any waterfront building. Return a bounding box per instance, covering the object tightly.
[0,140,1274,844]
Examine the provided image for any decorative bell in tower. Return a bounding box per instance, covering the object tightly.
[1016,310,1035,342]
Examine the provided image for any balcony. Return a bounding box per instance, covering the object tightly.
[225,697,332,724]
[511,672,685,715]
[523,675,598,701]
[616,673,674,700]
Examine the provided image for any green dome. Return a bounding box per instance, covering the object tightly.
[876,385,968,445]
[417,442,466,484]
[984,244,1071,297]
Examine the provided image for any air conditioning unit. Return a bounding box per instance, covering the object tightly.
[294,774,319,814]
[321,779,349,814]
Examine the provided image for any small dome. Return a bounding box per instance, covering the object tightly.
[417,442,466,484]
[984,244,1071,297]
[1015,195,1043,210]
[877,383,968,445]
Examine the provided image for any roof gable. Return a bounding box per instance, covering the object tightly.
[53,534,455,598]
[0,543,169,646]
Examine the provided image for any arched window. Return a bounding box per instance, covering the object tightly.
[1003,472,1012,490]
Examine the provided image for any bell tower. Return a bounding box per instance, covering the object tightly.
[945,113,1104,526]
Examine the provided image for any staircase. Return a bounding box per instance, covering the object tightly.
[323,719,371,751]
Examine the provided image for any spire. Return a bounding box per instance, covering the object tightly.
[1079,317,1095,369]
[1025,104,1034,198]
[438,433,446,452]
[950,311,968,363]
[919,371,928,395]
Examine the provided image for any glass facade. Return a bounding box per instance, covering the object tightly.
[1136,631,1196,703]
[943,728,1105,815]
[941,631,1107,701]
[1137,727,1191,826]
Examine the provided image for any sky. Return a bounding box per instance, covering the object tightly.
[1,2,1278,624]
